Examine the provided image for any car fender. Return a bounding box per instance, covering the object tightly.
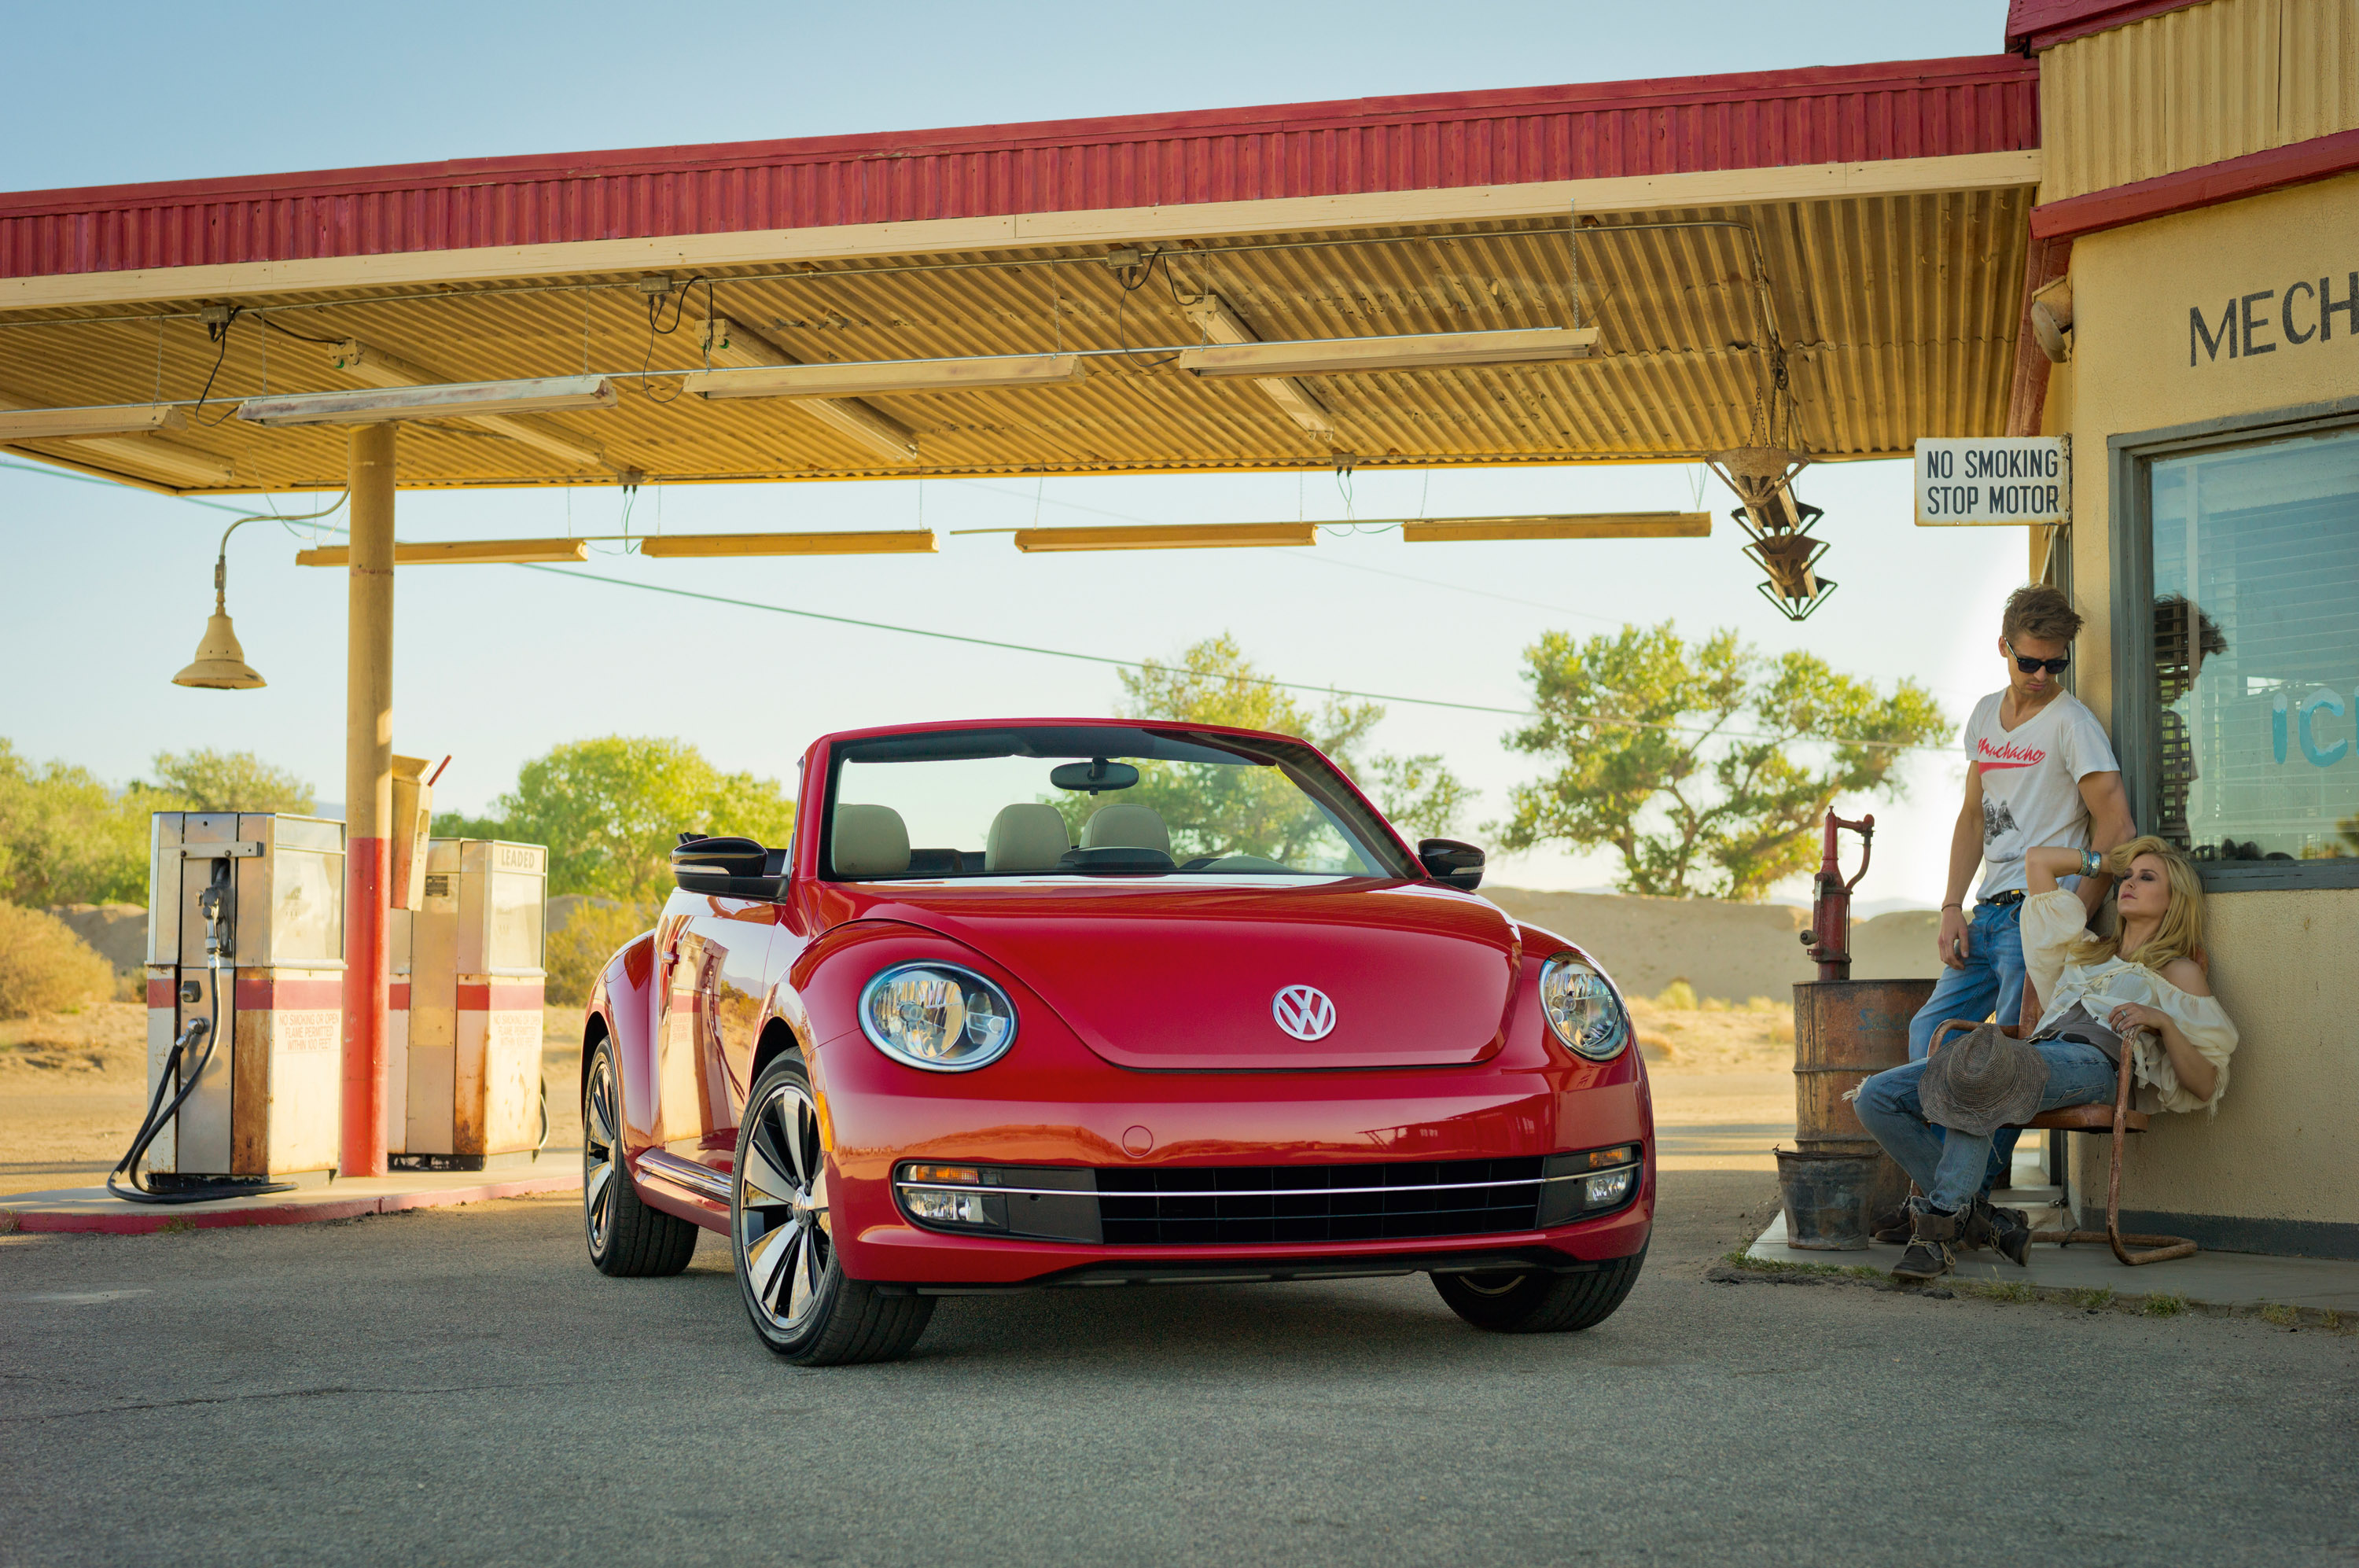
[583,924,661,1160]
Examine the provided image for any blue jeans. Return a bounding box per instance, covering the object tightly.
[1907,899,2027,1194]
[1854,1040,2118,1212]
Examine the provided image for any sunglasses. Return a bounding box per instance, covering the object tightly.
[2006,642,2070,675]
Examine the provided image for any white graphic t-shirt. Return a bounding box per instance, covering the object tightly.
[1964,688,2120,899]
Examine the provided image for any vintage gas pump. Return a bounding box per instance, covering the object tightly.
[114,813,348,1201]
[387,838,550,1169]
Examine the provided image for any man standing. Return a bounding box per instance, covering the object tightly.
[1908,584,2135,1191]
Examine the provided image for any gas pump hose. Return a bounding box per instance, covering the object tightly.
[107,944,296,1206]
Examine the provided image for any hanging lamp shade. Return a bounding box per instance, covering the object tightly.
[173,610,266,689]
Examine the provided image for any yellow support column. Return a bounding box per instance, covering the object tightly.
[341,423,396,1178]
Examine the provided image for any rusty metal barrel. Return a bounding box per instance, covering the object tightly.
[1791,977,1937,1218]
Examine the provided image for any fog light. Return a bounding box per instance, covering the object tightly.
[905,1188,996,1226]
[1583,1167,1636,1208]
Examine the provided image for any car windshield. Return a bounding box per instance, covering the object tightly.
[823,724,1419,881]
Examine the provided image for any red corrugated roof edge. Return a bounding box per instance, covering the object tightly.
[2006,0,2206,53]
[1,55,2035,280]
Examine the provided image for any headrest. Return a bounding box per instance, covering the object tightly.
[832,804,911,877]
[985,803,1071,873]
[1080,803,1171,855]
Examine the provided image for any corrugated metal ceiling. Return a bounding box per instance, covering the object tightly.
[0,191,2032,492]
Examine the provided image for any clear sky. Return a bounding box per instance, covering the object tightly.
[2,0,2025,908]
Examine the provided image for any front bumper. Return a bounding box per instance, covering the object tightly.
[817,1025,1654,1288]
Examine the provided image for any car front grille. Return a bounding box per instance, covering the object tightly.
[1092,1157,1544,1246]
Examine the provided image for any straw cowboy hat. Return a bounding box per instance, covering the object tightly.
[1921,1023,2050,1137]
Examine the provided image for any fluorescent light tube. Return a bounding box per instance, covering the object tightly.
[0,392,234,486]
[241,375,619,429]
[638,531,937,558]
[1180,296,1333,435]
[1013,522,1316,553]
[0,403,187,440]
[699,318,921,463]
[683,354,1088,402]
[1400,513,1711,542]
[1176,326,1598,378]
[295,539,591,566]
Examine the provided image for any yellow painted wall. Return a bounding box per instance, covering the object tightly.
[2049,171,2359,1239]
[2039,0,2359,202]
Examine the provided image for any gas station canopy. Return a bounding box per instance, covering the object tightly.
[0,56,2042,494]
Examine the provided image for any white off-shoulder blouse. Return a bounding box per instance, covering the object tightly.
[2020,889,2239,1115]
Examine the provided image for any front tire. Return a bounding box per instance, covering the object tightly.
[583,1039,699,1278]
[1432,1249,1647,1334]
[733,1056,933,1366]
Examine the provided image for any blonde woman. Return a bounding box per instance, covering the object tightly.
[1855,835,2238,1282]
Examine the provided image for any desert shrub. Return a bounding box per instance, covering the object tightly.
[1767,1017,1796,1046]
[1700,996,1731,1012]
[1654,979,1698,1011]
[0,902,116,1019]
[544,900,653,1007]
[1744,996,1779,1012]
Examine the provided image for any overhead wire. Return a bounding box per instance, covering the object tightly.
[0,457,1952,754]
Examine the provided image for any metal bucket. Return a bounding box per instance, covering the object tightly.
[1773,1146,1887,1250]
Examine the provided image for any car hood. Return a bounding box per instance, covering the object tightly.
[833,878,1521,1070]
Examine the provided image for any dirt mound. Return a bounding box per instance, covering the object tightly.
[0,1000,146,1077]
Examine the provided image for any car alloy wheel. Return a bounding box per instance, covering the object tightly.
[731,1055,935,1365]
[738,1075,832,1332]
[583,1038,699,1277]
[584,1051,621,1255]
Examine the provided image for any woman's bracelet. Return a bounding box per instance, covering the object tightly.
[2079,848,2103,878]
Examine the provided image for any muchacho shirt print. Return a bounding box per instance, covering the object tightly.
[1963,690,2119,899]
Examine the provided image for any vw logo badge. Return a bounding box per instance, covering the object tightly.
[1272,985,1338,1041]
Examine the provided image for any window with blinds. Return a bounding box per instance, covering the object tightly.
[2150,427,2359,864]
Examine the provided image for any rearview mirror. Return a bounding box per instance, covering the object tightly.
[672,834,786,899]
[1050,758,1140,793]
[1417,838,1485,891]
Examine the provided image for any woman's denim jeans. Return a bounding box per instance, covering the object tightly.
[1854,1039,2118,1213]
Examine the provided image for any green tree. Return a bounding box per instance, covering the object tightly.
[1498,621,1949,900]
[1086,635,1474,858]
[437,737,795,902]
[146,749,316,814]
[0,740,185,907]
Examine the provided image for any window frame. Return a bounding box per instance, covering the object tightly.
[2107,394,2359,893]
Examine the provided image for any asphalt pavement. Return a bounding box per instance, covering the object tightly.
[2,1172,2352,1567]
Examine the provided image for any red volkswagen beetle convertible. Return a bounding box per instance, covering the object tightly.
[581,720,1654,1364]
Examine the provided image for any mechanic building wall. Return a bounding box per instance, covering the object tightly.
[2047,169,2359,1255]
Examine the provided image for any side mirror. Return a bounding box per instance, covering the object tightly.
[672,834,786,900]
[1418,838,1484,891]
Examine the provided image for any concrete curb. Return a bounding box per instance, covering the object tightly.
[0,1171,583,1235]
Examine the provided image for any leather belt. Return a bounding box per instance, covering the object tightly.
[1978,889,2027,909]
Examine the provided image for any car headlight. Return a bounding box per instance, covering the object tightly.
[1538,953,1630,1061]
[858,963,1018,1072]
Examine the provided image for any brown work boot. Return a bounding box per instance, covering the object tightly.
[1892,1200,1962,1283]
[1869,1183,1923,1244]
[1966,1197,2033,1266]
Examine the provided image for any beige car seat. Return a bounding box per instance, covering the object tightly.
[831,804,911,876]
[1080,803,1172,856]
[985,803,1071,872]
